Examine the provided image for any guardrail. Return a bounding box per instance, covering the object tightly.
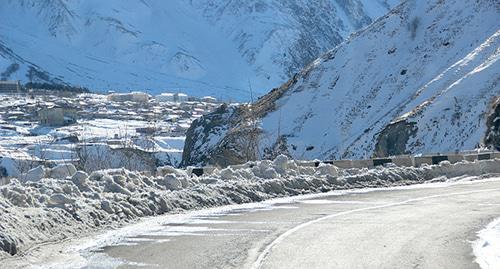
[188,151,500,177]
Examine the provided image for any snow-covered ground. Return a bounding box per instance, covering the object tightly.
[182,0,500,166]
[0,1,398,100]
[474,218,500,269]
[0,117,186,176]
[0,157,499,260]
[0,92,224,176]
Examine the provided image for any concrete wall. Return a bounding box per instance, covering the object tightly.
[332,160,353,169]
[464,154,479,162]
[351,159,374,169]
[478,153,493,161]
[373,158,392,167]
[447,154,465,164]
[414,156,433,167]
[187,151,500,177]
[189,166,217,177]
[392,156,414,167]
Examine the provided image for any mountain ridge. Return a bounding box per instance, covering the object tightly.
[0,0,397,99]
[181,0,500,166]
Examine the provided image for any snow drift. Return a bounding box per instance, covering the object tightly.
[1,157,499,258]
[474,218,500,269]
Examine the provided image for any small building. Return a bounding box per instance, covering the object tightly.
[155,93,175,102]
[201,96,217,103]
[155,92,189,103]
[136,127,158,135]
[107,92,150,103]
[38,106,77,126]
[175,93,188,102]
[0,81,21,93]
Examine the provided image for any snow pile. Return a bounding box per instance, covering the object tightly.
[20,164,78,183]
[474,218,500,269]
[0,157,499,258]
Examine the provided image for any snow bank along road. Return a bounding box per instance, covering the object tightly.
[1,158,496,258]
[13,177,500,269]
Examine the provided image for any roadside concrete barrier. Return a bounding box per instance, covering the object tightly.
[392,156,414,167]
[414,156,434,167]
[188,166,217,177]
[373,158,392,167]
[431,155,448,165]
[299,161,317,168]
[332,160,353,169]
[351,159,374,169]
[464,154,479,162]
[478,153,493,160]
[186,150,500,176]
[447,154,465,164]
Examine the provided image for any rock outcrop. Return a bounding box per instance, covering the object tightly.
[485,97,500,150]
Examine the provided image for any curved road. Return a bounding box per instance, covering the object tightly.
[94,178,500,269]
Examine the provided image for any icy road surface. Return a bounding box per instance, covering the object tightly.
[7,178,500,269]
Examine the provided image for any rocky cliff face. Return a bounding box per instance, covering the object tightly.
[485,97,500,150]
[373,120,416,157]
[181,74,299,166]
[182,0,500,166]
[0,0,396,99]
[181,104,241,167]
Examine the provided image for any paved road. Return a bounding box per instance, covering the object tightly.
[101,179,500,269]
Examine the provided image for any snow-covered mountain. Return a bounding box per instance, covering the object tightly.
[0,0,398,100]
[181,0,500,166]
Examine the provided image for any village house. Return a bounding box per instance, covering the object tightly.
[201,96,217,103]
[107,92,150,103]
[38,106,77,126]
[175,93,189,102]
[155,93,175,102]
[0,80,21,94]
[155,92,190,103]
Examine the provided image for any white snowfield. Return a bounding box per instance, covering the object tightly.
[0,0,397,100]
[0,157,499,259]
[259,0,500,159]
[187,0,500,164]
[474,218,500,269]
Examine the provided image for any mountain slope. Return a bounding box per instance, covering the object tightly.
[182,0,500,166]
[0,0,397,99]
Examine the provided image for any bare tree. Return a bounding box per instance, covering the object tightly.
[242,81,261,161]
[13,154,38,175]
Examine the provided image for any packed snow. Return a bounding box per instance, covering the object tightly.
[0,157,499,259]
[474,218,500,269]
